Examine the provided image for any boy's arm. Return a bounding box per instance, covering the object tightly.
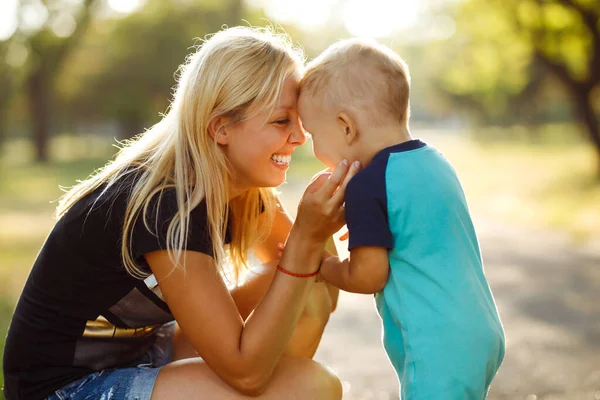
[320,246,389,294]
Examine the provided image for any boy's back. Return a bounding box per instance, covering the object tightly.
[345,139,505,399]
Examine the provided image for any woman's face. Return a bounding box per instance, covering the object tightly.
[222,74,306,196]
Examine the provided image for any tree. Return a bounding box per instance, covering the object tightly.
[14,0,100,162]
[0,42,16,145]
[520,0,600,173]
[440,0,600,175]
[58,0,270,140]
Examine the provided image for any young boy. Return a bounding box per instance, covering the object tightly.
[298,39,505,399]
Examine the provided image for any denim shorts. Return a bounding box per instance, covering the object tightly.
[47,322,175,400]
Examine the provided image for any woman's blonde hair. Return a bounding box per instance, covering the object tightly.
[56,26,305,281]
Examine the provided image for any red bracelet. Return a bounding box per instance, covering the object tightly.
[276,264,319,278]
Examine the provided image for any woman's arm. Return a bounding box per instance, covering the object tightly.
[233,199,339,357]
[147,235,321,395]
[147,161,358,395]
[251,200,339,311]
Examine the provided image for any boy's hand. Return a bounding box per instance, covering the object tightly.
[276,242,285,260]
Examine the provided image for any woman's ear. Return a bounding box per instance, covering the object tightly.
[337,112,358,144]
[208,117,230,145]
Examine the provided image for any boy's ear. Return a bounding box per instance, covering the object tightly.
[337,112,358,144]
[208,116,230,145]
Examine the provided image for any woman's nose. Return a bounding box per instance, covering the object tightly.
[288,117,307,146]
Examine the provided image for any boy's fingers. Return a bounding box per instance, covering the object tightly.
[276,243,285,259]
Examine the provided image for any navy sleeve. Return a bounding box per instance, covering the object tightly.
[132,189,216,259]
[345,168,394,251]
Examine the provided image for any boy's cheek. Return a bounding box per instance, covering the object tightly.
[312,143,336,168]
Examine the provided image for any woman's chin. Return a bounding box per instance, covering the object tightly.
[269,175,287,188]
[254,173,287,189]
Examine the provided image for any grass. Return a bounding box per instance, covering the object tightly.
[0,128,599,396]
[0,135,115,397]
[428,129,600,240]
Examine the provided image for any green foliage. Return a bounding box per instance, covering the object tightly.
[56,0,272,138]
[438,0,598,125]
[438,0,532,119]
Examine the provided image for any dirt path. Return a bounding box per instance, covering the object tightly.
[280,182,600,400]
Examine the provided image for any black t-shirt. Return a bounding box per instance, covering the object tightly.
[3,174,230,400]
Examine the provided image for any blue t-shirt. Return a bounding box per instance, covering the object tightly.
[345,139,505,399]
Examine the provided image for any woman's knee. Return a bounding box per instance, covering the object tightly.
[293,358,342,399]
[314,364,343,399]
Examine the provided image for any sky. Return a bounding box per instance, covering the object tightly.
[0,0,456,42]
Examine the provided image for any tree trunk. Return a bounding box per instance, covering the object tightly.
[27,69,51,163]
[0,111,5,152]
[571,87,600,178]
[22,0,99,163]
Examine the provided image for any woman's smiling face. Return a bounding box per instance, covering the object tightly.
[221,74,307,196]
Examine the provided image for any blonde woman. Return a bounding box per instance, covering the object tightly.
[3,27,358,400]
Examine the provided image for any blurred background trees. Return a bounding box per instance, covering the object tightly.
[1,0,253,160]
[439,0,600,173]
[1,2,599,397]
[5,0,100,162]
[1,0,597,170]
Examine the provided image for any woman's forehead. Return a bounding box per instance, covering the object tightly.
[277,77,300,108]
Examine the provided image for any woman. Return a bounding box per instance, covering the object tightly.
[3,27,359,399]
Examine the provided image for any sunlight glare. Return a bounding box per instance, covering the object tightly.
[253,0,332,29]
[344,0,421,38]
[108,0,145,14]
[21,1,49,34]
[0,0,18,40]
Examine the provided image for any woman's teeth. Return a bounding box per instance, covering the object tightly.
[271,154,291,165]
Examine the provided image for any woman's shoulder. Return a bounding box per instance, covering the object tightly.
[58,169,146,226]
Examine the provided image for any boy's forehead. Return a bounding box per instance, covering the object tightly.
[297,93,311,114]
[297,92,322,111]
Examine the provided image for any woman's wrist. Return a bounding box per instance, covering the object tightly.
[287,227,326,256]
[278,228,325,275]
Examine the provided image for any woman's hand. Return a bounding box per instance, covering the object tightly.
[292,159,360,244]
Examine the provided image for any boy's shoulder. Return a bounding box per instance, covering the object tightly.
[346,157,388,203]
[379,139,428,160]
[348,139,429,191]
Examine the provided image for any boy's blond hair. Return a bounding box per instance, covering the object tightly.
[300,38,411,127]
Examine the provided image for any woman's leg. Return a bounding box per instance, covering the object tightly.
[151,356,342,400]
[167,323,341,399]
[171,323,200,360]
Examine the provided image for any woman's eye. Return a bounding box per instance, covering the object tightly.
[274,119,290,125]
